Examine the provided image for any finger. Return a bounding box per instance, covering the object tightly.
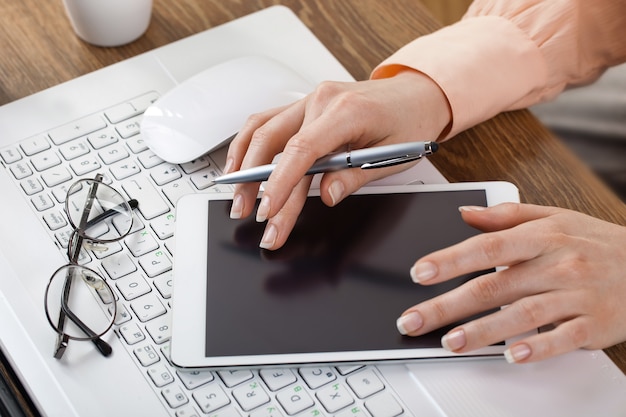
[397,258,554,336]
[319,159,423,207]
[258,176,313,250]
[503,316,596,363]
[410,214,551,285]
[437,289,587,353]
[226,103,295,173]
[229,101,307,220]
[458,203,562,233]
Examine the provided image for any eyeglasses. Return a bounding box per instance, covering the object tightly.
[44,173,137,359]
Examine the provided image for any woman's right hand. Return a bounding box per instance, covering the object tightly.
[224,70,452,250]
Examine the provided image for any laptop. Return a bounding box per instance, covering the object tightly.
[0,5,625,417]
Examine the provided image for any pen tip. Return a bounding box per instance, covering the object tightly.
[429,141,439,153]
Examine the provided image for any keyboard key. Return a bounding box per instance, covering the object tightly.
[122,176,170,220]
[87,128,119,150]
[20,135,51,155]
[162,385,189,409]
[9,162,32,180]
[260,368,297,392]
[336,365,365,376]
[110,159,141,180]
[59,139,89,160]
[31,193,54,211]
[175,405,203,417]
[346,369,384,399]
[116,115,143,138]
[48,114,107,145]
[150,213,176,240]
[138,249,172,277]
[145,314,171,344]
[30,149,61,171]
[111,303,132,325]
[153,271,173,299]
[364,393,403,417]
[126,134,149,154]
[218,370,254,388]
[177,369,215,390]
[137,149,164,169]
[119,323,146,345]
[192,384,231,414]
[276,384,315,415]
[41,166,72,188]
[180,156,211,174]
[130,292,166,322]
[133,344,161,367]
[116,274,151,300]
[335,406,369,417]
[147,363,174,387]
[249,406,285,417]
[0,147,22,164]
[232,380,270,411]
[125,229,159,257]
[104,92,159,124]
[20,177,43,195]
[101,253,137,279]
[42,210,68,231]
[151,164,182,186]
[316,383,354,413]
[162,179,194,206]
[70,155,101,176]
[98,143,129,165]
[300,367,336,389]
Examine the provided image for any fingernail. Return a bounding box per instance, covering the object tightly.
[504,343,532,364]
[259,223,277,249]
[410,261,437,283]
[328,180,345,206]
[396,312,423,335]
[223,157,234,174]
[458,205,487,212]
[230,194,244,219]
[441,329,466,351]
[256,195,270,222]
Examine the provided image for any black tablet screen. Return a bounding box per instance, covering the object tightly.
[204,190,498,358]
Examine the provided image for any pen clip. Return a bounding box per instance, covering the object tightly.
[360,154,423,169]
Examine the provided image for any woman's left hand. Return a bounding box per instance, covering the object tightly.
[396,203,626,363]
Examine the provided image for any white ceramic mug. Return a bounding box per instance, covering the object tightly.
[62,0,153,47]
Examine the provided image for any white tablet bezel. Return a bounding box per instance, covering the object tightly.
[170,181,530,369]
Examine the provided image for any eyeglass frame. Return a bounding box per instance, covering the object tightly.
[43,173,138,359]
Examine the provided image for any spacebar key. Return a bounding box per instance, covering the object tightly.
[122,176,170,220]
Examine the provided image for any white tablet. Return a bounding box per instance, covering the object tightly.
[171,181,529,369]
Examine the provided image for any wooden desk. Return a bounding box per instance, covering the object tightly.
[1,0,625,411]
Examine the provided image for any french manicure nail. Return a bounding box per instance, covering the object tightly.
[441,329,466,351]
[328,180,345,206]
[396,312,423,335]
[458,205,487,212]
[410,261,437,283]
[256,195,270,222]
[504,343,532,364]
[230,193,243,219]
[259,223,277,249]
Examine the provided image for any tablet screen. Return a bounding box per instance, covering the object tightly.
[204,190,499,358]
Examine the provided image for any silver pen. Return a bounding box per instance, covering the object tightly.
[211,141,438,184]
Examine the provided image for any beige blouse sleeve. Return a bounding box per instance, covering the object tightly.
[372,0,626,139]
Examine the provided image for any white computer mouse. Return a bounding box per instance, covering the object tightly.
[141,55,315,163]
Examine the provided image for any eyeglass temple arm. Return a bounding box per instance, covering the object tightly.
[55,279,113,357]
[84,199,139,230]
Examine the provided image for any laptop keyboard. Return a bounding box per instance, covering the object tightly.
[0,91,411,417]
